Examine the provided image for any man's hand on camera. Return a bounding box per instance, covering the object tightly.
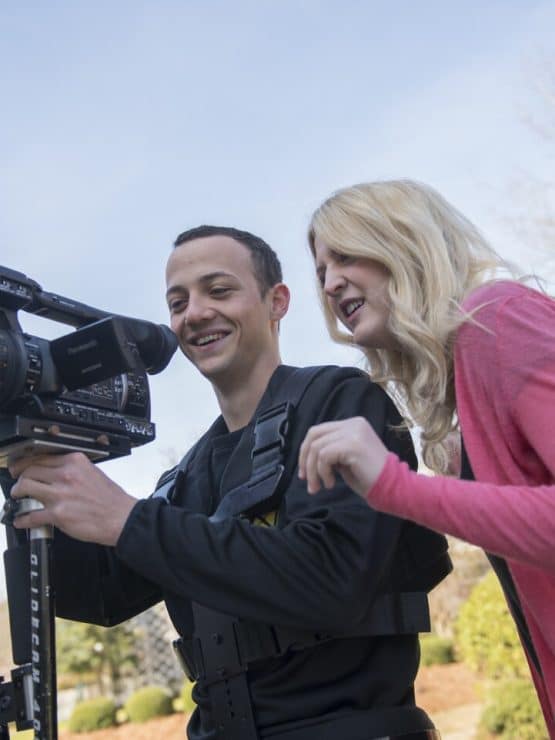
[8,452,136,546]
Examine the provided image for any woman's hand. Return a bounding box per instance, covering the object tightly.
[298,417,389,497]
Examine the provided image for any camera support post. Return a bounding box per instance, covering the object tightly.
[1,470,38,737]
[0,425,132,740]
[1,469,60,739]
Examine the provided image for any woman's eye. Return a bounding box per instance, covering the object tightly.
[336,253,353,264]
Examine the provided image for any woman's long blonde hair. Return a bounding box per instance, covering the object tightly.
[308,179,509,473]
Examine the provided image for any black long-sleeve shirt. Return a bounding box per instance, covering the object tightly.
[53,366,444,739]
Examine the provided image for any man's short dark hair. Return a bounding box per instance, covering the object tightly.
[173,225,283,296]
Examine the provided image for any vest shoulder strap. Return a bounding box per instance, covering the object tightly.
[151,441,200,503]
[210,366,333,521]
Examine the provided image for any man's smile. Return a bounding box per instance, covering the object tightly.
[188,330,231,348]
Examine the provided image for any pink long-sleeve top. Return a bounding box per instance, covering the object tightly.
[368,280,555,734]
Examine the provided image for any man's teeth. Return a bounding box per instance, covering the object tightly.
[195,333,226,346]
[345,299,364,317]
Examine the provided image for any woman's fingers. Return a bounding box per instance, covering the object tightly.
[300,420,359,493]
[299,417,389,498]
[298,421,342,481]
[311,437,351,492]
[304,436,338,493]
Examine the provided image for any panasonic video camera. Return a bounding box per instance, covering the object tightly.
[0,265,178,467]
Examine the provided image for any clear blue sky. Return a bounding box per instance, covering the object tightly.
[1,1,554,597]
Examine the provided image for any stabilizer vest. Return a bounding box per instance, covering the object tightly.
[155,366,452,739]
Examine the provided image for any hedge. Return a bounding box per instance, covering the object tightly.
[454,570,527,679]
[180,680,197,714]
[419,634,455,666]
[480,679,547,739]
[67,697,117,733]
[124,685,174,723]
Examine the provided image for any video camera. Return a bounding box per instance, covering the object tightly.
[0,265,179,738]
[0,264,178,467]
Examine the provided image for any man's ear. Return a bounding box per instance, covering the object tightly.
[269,283,290,322]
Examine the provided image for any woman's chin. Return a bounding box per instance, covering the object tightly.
[353,325,392,351]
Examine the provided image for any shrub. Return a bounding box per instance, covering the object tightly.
[419,634,455,666]
[67,697,117,733]
[179,680,197,714]
[124,685,174,723]
[480,679,547,739]
[454,570,528,679]
[115,706,128,724]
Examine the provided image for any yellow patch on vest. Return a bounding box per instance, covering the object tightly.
[248,510,279,527]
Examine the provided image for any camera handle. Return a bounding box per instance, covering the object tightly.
[1,476,58,740]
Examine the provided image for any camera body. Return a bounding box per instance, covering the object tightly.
[0,265,177,466]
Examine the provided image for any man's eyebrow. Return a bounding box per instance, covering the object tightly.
[165,271,237,299]
[199,271,237,283]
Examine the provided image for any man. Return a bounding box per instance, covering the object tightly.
[11,227,449,739]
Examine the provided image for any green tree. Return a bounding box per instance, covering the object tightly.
[56,618,140,695]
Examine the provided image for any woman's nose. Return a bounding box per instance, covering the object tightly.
[324,268,346,296]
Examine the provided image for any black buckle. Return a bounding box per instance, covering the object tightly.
[241,464,284,520]
[251,402,292,471]
[172,637,204,682]
[201,621,246,686]
[187,603,250,688]
[209,402,291,523]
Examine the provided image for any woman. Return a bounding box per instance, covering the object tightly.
[298,179,555,734]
